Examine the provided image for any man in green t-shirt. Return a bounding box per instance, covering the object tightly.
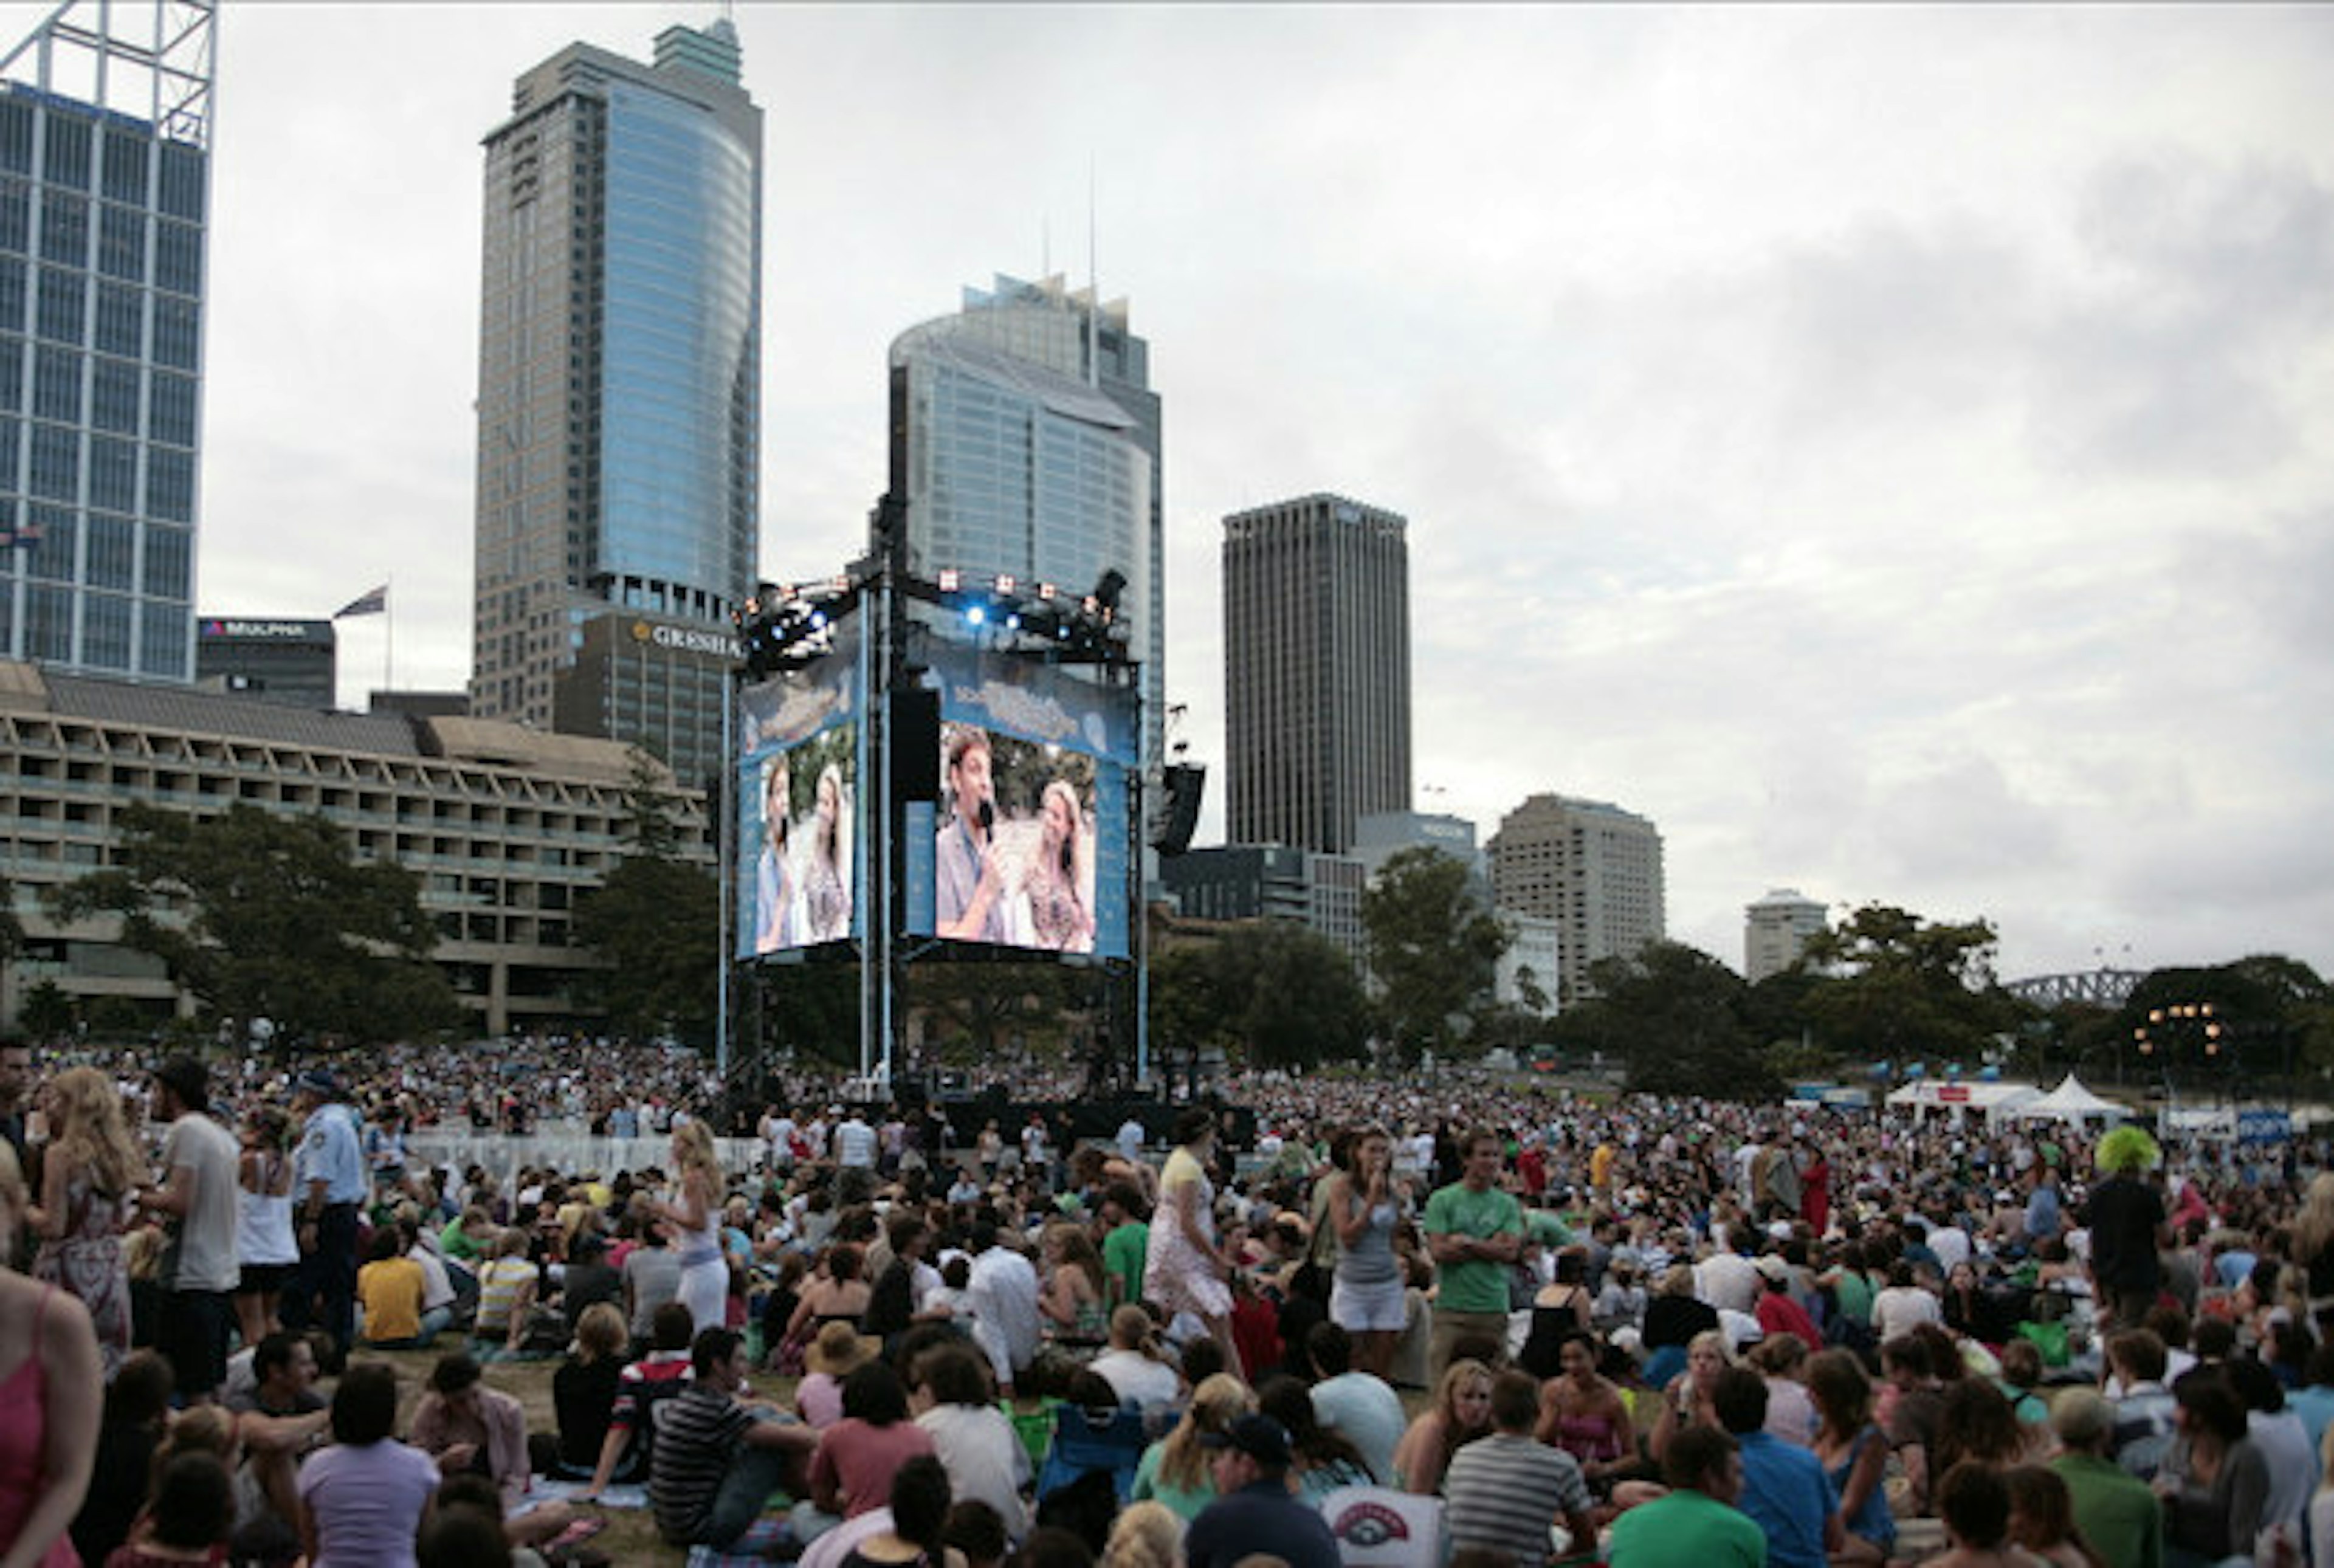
[1100,1180,1151,1310]
[1423,1126,1524,1381]
[1609,1426,1766,1567]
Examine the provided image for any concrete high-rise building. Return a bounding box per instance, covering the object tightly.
[1745,887,1828,982]
[1222,494,1409,855]
[0,2,215,682]
[1488,793,1665,1004]
[887,273,1161,768]
[471,18,760,785]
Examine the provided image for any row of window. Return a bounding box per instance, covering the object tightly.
[0,100,204,216]
[0,418,196,517]
[0,342,196,442]
[0,260,201,361]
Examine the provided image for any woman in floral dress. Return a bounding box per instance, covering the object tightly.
[30,1065,140,1378]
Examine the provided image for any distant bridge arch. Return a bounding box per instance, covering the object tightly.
[2005,969,2145,1009]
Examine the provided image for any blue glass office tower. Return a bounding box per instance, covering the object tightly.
[0,2,214,681]
[888,274,1162,772]
[473,19,759,781]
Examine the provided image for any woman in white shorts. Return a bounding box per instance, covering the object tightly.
[1327,1125,1405,1379]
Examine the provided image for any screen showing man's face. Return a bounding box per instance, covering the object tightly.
[952,743,992,827]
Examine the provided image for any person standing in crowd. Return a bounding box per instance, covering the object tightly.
[0,1039,29,1170]
[964,1219,1042,1400]
[1098,1180,1150,1313]
[1423,1127,1523,1383]
[28,1064,140,1379]
[233,1106,298,1352]
[0,1137,103,1568]
[2084,1125,2170,1331]
[139,1054,240,1403]
[660,1119,728,1336]
[1324,1124,1405,1381]
[1144,1110,1242,1377]
[284,1068,365,1371]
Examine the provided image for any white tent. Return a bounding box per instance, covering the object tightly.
[1884,1079,2043,1126]
[2010,1075,2126,1126]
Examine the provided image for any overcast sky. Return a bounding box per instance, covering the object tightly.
[15,2,2330,985]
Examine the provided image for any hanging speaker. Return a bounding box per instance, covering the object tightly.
[892,689,940,801]
[1152,763,1205,856]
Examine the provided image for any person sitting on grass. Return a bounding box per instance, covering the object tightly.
[650,1326,820,1558]
[408,1350,582,1554]
[580,1300,695,1498]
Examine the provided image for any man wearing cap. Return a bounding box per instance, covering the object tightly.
[2049,1386,2163,1568]
[1185,1414,1340,1568]
[285,1067,367,1369]
[140,1054,241,1402]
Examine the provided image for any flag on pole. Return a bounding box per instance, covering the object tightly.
[334,585,387,619]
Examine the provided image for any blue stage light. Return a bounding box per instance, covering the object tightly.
[965,605,986,627]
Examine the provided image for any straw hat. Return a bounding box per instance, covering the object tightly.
[805,1319,880,1377]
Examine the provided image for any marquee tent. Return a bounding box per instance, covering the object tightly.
[1884,1079,2042,1126]
[2009,1075,2126,1126]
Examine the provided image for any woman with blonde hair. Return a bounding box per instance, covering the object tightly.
[660,1118,726,1336]
[1648,1329,1732,1467]
[1132,1372,1255,1522]
[803,762,852,942]
[29,1064,142,1378]
[1021,778,1095,953]
[1039,1222,1108,1346]
[2294,1171,2334,1341]
[0,1138,105,1568]
[1392,1357,1494,1495]
[1103,1499,1185,1568]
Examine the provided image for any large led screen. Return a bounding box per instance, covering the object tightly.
[907,644,1135,959]
[735,625,862,957]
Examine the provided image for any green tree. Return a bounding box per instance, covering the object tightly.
[1577,940,1774,1099]
[17,978,73,1042]
[46,802,460,1046]
[1362,848,1508,1062]
[912,961,1073,1065]
[572,855,721,1046]
[1797,904,2013,1068]
[574,748,721,1047]
[1220,923,1371,1070]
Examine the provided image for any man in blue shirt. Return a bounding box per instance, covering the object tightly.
[286,1068,368,1370]
[1713,1366,1839,1568]
[1186,1415,1339,1568]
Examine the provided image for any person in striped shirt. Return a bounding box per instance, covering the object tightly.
[1444,1369,1597,1563]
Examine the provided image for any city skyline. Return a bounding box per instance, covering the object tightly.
[12,2,2327,982]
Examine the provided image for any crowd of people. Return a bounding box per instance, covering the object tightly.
[4,1033,2334,1567]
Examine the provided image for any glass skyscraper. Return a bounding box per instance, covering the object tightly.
[888,274,1163,772]
[472,18,759,782]
[0,2,213,681]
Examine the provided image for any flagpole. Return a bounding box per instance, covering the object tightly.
[384,576,394,703]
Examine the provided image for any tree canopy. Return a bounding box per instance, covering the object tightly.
[573,752,720,1047]
[1361,847,1509,1062]
[1795,903,2014,1067]
[1147,922,1369,1071]
[46,802,461,1046]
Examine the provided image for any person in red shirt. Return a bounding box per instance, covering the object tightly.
[1753,1256,1823,1347]
[807,1360,935,1521]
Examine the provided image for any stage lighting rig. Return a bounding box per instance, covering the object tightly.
[920,566,1134,667]
[735,576,861,678]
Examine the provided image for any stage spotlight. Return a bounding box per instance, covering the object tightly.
[1090,568,1127,612]
[938,568,962,592]
[965,605,986,628]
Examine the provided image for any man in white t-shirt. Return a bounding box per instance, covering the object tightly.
[142,1054,243,1403]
